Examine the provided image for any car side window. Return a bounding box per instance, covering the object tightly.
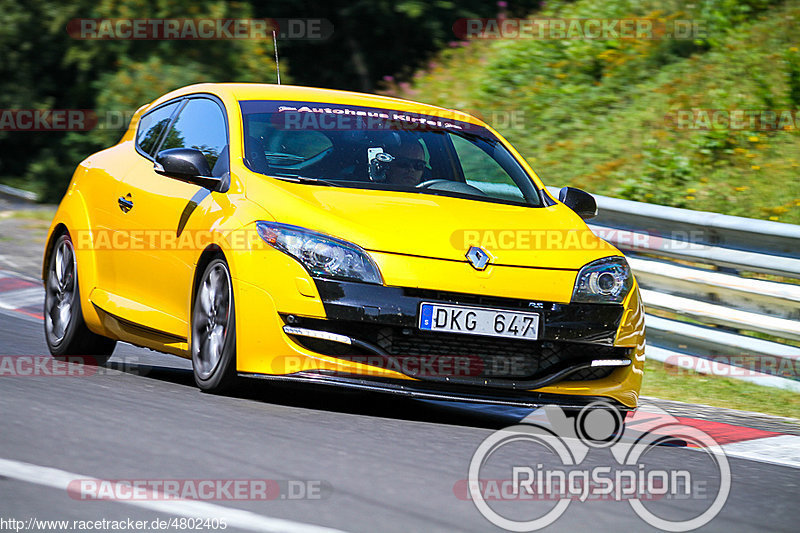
[159,98,229,176]
[136,101,180,156]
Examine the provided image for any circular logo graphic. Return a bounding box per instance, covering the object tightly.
[467,403,731,532]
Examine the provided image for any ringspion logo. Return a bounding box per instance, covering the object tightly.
[462,402,730,531]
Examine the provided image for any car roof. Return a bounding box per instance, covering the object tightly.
[145,83,486,127]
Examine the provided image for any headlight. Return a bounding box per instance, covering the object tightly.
[256,222,383,284]
[572,256,632,304]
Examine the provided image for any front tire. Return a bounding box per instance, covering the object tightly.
[44,232,116,363]
[191,257,238,393]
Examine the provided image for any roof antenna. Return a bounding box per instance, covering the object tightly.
[272,29,281,85]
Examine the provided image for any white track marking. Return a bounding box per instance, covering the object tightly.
[0,457,349,533]
[720,435,800,469]
[0,306,40,324]
[0,287,43,309]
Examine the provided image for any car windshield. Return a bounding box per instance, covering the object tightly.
[240,101,543,207]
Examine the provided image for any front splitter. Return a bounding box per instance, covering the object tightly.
[238,370,632,411]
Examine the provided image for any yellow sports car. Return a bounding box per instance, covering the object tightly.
[43,83,645,410]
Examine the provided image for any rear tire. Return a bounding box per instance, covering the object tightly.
[191,257,238,393]
[44,232,116,364]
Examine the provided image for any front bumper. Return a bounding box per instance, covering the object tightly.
[232,271,644,409]
[279,279,633,387]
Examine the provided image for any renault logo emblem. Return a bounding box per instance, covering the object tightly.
[466,246,492,270]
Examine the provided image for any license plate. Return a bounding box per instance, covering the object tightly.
[418,302,540,340]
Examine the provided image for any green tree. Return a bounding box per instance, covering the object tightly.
[0,0,279,201]
[252,0,543,91]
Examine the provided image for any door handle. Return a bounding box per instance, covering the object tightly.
[118,194,133,213]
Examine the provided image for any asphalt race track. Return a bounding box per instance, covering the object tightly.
[1,270,799,533]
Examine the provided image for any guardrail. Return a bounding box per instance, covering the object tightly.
[546,187,800,392]
[0,184,38,203]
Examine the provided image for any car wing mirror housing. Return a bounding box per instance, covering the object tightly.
[558,186,598,220]
[155,148,221,191]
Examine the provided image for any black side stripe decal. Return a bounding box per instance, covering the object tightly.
[177,188,212,237]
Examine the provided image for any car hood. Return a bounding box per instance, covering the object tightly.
[245,179,620,270]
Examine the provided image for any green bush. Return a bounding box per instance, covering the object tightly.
[391,0,800,223]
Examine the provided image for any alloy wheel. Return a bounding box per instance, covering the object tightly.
[192,261,232,380]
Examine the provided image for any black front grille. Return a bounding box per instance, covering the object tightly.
[565,366,616,381]
[374,327,622,379]
[288,318,628,384]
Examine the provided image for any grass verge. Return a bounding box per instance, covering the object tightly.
[642,360,800,419]
[0,208,57,222]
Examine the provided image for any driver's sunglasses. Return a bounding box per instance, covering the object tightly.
[393,157,426,171]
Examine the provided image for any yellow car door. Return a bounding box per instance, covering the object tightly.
[115,96,229,344]
[86,100,182,326]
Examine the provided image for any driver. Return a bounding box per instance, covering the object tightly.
[385,138,426,186]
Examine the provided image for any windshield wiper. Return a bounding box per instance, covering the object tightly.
[269,173,341,187]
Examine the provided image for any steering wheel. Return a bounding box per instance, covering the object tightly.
[416,179,488,196]
[416,179,451,189]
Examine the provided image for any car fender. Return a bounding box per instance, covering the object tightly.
[43,181,106,334]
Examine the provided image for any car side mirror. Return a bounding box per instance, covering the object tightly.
[558,186,597,220]
[155,148,221,191]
